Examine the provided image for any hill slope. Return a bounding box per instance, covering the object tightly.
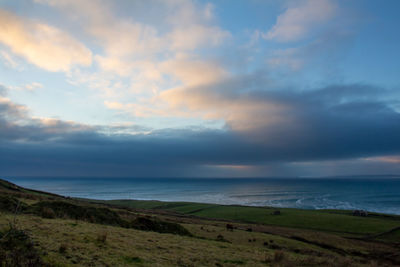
[1,178,399,266]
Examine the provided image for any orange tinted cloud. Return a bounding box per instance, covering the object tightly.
[160,82,291,132]
[0,9,92,72]
[365,156,400,164]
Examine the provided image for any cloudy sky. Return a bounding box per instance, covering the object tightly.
[0,0,400,177]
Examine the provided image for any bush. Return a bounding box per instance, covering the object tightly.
[58,243,67,253]
[216,234,230,243]
[41,207,56,219]
[29,201,125,226]
[0,196,27,213]
[28,201,192,237]
[123,256,142,264]
[0,227,43,266]
[130,217,192,236]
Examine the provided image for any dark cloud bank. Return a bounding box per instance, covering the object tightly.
[1,82,400,177]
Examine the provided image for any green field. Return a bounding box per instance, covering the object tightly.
[104,199,400,235]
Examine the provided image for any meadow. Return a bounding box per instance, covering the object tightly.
[1,179,399,266]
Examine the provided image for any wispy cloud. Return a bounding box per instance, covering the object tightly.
[263,0,337,42]
[267,30,353,71]
[0,50,20,69]
[365,156,400,164]
[11,82,43,92]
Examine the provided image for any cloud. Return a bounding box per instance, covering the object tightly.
[30,0,232,122]
[25,82,43,91]
[38,0,229,58]
[1,79,400,177]
[104,101,125,110]
[35,0,160,56]
[0,1,399,177]
[0,87,148,143]
[165,0,229,49]
[0,85,7,95]
[103,100,164,118]
[264,0,337,42]
[160,74,290,129]
[35,0,230,101]
[10,82,44,92]
[0,99,90,142]
[0,9,92,72]
[160,55,228,87]
[267,30,353,71]
[160,74,400,161]
[167,25,230,51]
[365,156,400,164]
[267,47,305,71]
[0,50,20,69]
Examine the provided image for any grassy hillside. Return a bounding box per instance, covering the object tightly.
[1,178,400,266]
[103,199,400,235]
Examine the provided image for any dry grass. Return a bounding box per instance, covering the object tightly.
[1,212,392,267]
[96,230,108,244]
[1,213,269,266]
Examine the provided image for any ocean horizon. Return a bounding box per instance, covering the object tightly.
[6,176,400,215]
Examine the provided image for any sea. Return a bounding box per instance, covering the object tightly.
[5,176,400,215]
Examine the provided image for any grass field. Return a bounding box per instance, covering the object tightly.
[1,213,336,267]
[1,178,400,266]
[103,199,400,235]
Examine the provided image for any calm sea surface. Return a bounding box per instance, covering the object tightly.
[6,177,400,215]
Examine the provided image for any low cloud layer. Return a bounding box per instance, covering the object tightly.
[1,82,399,177]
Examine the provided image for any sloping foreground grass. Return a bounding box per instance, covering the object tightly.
[0,213,346,267]
[104,200,400,236]
[0,195,192,237]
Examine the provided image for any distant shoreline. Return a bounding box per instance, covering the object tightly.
[4,176,400,216]
[5,174,400,179]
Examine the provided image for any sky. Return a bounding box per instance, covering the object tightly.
[0,0,400,177]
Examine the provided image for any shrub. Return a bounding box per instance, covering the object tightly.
[122,256,142,264]
[130,217,192,236]
[29,201,125,226]
[41,207,56,219]
[0,196,27,213]
[216,234,230,243]
[0,227,43,266]
[58,243,67,253]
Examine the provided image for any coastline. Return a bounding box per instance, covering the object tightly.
[6,176,400,215]
[1,178,400,266]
